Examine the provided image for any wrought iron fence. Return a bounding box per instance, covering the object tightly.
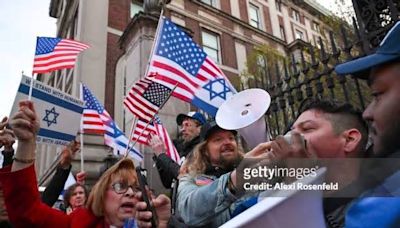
[243,0,399,137]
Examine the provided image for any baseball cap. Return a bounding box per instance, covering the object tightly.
[201,121,237,140]
[176,111,206,125]
[335,21,400,78]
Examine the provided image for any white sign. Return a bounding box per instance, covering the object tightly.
[11,75,84,146]
[220,168,327,228]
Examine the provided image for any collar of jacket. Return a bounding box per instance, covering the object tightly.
[204,164,232,178]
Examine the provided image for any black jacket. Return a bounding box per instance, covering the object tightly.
[153,136,201,189]
[41,165,71,206]
[174,136,201,158]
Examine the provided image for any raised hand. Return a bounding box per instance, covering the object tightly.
[148,134,166,157]
[135,192,171,228]
[10,101,40,142]
[59,140,80,169]
[0,117,15,150]
[10,101,40,171]
[76,171,87,185]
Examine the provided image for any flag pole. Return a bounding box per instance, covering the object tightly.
[29,37,40,101]
[124,83,178,158]
[123,116,138,156]
[126,5,165,92]
[122,7,166,158]
[28,73,35,100]
[79,83,85,172]
[80,130,84,172]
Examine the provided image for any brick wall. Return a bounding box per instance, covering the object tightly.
[221,32,237,68]
[220,0,231,15]
[105,33,123,117]
[263,5,273,34]
[108,0,130,30]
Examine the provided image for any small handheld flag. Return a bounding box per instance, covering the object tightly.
[33,37,89,74]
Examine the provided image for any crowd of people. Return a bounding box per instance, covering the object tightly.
[0,20,400,228]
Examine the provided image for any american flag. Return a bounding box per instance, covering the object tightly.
[131,118,156,145]
[148,17,236,116]
[33,37,90,74]
[132,116,180,163]
[124,73,172,122]
[81,85,108,135]
[82,84,143,161]
[154,116,180,163]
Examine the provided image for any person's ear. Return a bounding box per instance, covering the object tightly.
[342,129,362,156]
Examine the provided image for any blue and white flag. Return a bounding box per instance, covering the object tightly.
[149,17,237,116]
[11,75,84,146]
[104,118,144,161]
[81,84,143,162]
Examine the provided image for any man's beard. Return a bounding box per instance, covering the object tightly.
[183,135,196,144]
[220,152,243,171]
[373,119,400,157]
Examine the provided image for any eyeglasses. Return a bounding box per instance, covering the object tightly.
[111,182,140,194]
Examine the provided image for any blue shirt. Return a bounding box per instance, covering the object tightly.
[345,171,400,228]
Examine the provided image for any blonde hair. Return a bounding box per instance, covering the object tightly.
[86,158,138,217]
[187,141,209,176]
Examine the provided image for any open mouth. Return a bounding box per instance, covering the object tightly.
[221,150,234,155]
[121,202,135,210]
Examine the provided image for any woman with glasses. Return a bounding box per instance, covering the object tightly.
[0,100,139,228]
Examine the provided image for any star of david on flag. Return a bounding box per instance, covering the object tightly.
[147,17,237,116]
[104,118,143,161]
[81,84,143,161]
[43,107,59,127]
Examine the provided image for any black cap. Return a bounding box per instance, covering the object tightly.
[201,121,237,140]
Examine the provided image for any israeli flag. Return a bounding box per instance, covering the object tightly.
[11,75,84,146]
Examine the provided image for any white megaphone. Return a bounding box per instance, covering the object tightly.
[216,88,271,150]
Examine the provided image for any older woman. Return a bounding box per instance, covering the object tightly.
[63,183,88,214]
[0,100,139,227]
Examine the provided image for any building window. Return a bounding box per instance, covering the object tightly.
[280,25,286,41]
[202,30,221,63]
[249,3,261,29]
[256,54,266,69]
[313,35,321,48]
[275,0,281,12]
[292,9,300,22]
[295,29,304,40]
[201,0,217,7]
[312,21,321,33]
[130,0,143,18]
